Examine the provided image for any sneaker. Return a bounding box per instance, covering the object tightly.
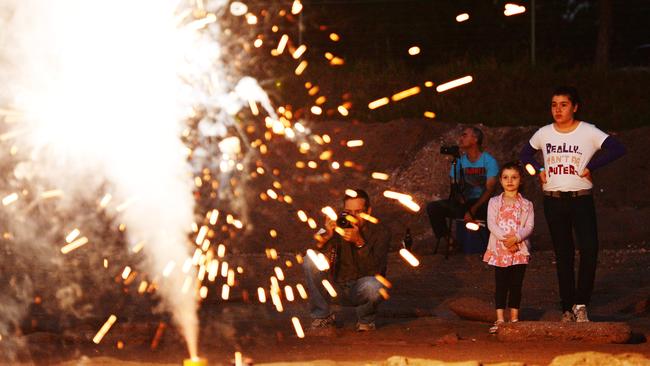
[561,310,576,322]
[310,314,335,329]
[573,304,589,323]
[355,322,376,332]
[489,320,504,334]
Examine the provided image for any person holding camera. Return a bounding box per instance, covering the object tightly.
[520,86,626,322]
[426,127,499,251]
[303,189,391,332]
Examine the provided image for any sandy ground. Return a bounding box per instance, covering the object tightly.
[16,245,650,366]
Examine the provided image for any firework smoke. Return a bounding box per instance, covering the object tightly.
[0,0,250,359]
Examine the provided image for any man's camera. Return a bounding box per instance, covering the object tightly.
[337,211,353,229]
[440,145,460,157]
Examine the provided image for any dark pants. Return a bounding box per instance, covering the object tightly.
[494,264,527,309]
[426,198,487,239]
[303,258,384,324]
[543,195,599,312]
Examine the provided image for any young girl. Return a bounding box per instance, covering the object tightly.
[483,162,534,334]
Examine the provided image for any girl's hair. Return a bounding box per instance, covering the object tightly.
[498,161,524,179]
[498,161,525,194]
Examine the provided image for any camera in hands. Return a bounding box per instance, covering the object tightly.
[337,211,353,228]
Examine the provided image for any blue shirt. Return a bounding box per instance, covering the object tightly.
[449,152,499,200]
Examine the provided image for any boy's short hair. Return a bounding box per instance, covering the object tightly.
[553,86,581,106]
[344,189,370,208]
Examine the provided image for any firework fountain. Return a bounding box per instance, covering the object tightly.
[0,0,282,361]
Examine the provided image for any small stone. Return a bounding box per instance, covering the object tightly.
[434,332,459,346]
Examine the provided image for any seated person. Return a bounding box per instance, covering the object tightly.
[426,127,498,247]
[303,189,391,331]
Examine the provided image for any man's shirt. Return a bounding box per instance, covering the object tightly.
[449,152,499,200]
[322,222,391,283]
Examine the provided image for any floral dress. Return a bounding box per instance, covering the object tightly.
[483,194,532,267]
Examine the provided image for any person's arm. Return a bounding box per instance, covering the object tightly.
[520,143,543,172]
[467,177,496,220]
[486,198,507,241]
[515,201,535,242]
[356,224,390,274]
[520,142,548,184]
[586,136,626,172]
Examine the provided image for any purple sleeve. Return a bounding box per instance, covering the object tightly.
[520,143,543,171]
[586,136,626,172]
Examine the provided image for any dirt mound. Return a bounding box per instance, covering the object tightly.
[242,119,649,253]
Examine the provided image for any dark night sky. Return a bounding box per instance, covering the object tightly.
[298,0,650,67]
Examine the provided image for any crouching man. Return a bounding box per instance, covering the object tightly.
[303,189,391,331]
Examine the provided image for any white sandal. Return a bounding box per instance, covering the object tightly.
[489,320,504,334]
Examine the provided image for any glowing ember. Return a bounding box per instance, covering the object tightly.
[321,279,337,297]
[291,317,305,338]
[284,285,295,301]
[295,60,308,75]
[2,193,19,206]
[221,284,230,300]
[391,86,421,102]
[229,2,248,17]
[274,266,285,281]
[346,140,364,148]
[436,76,474,92]
[292,45,307,59]
[60,236,89,254]
[424,111,436,119]
[65,228,81,243]
[92,315,117,344]
[358,212,379,224]
[291,0,303,15]
[525,163,537,176]
[306,249,330,271]
[257,287,267,303]
[296,283,308,299]
[371,172,389,181]
[321,206,338,221]
[408,46,421,56]
[368,97,390,110]
[375,274,392,288]
[276,34,289,54]
[195,225,208,245]
[397,198,421,212]
[399,248,420,267]
[209,209,219,225]
[504,3,526,16]
[162,261,176,277]
[310,106,323,115]
[456,13,470,22]
[383,190,412,201]
[121,266,132,280]
[41,189,63,199]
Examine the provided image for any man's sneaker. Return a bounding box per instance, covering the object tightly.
[561,310,576,322]
[355,322,376,332]
[310,314,335,329]
[573,304,589,323]
[489,320,504,334]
